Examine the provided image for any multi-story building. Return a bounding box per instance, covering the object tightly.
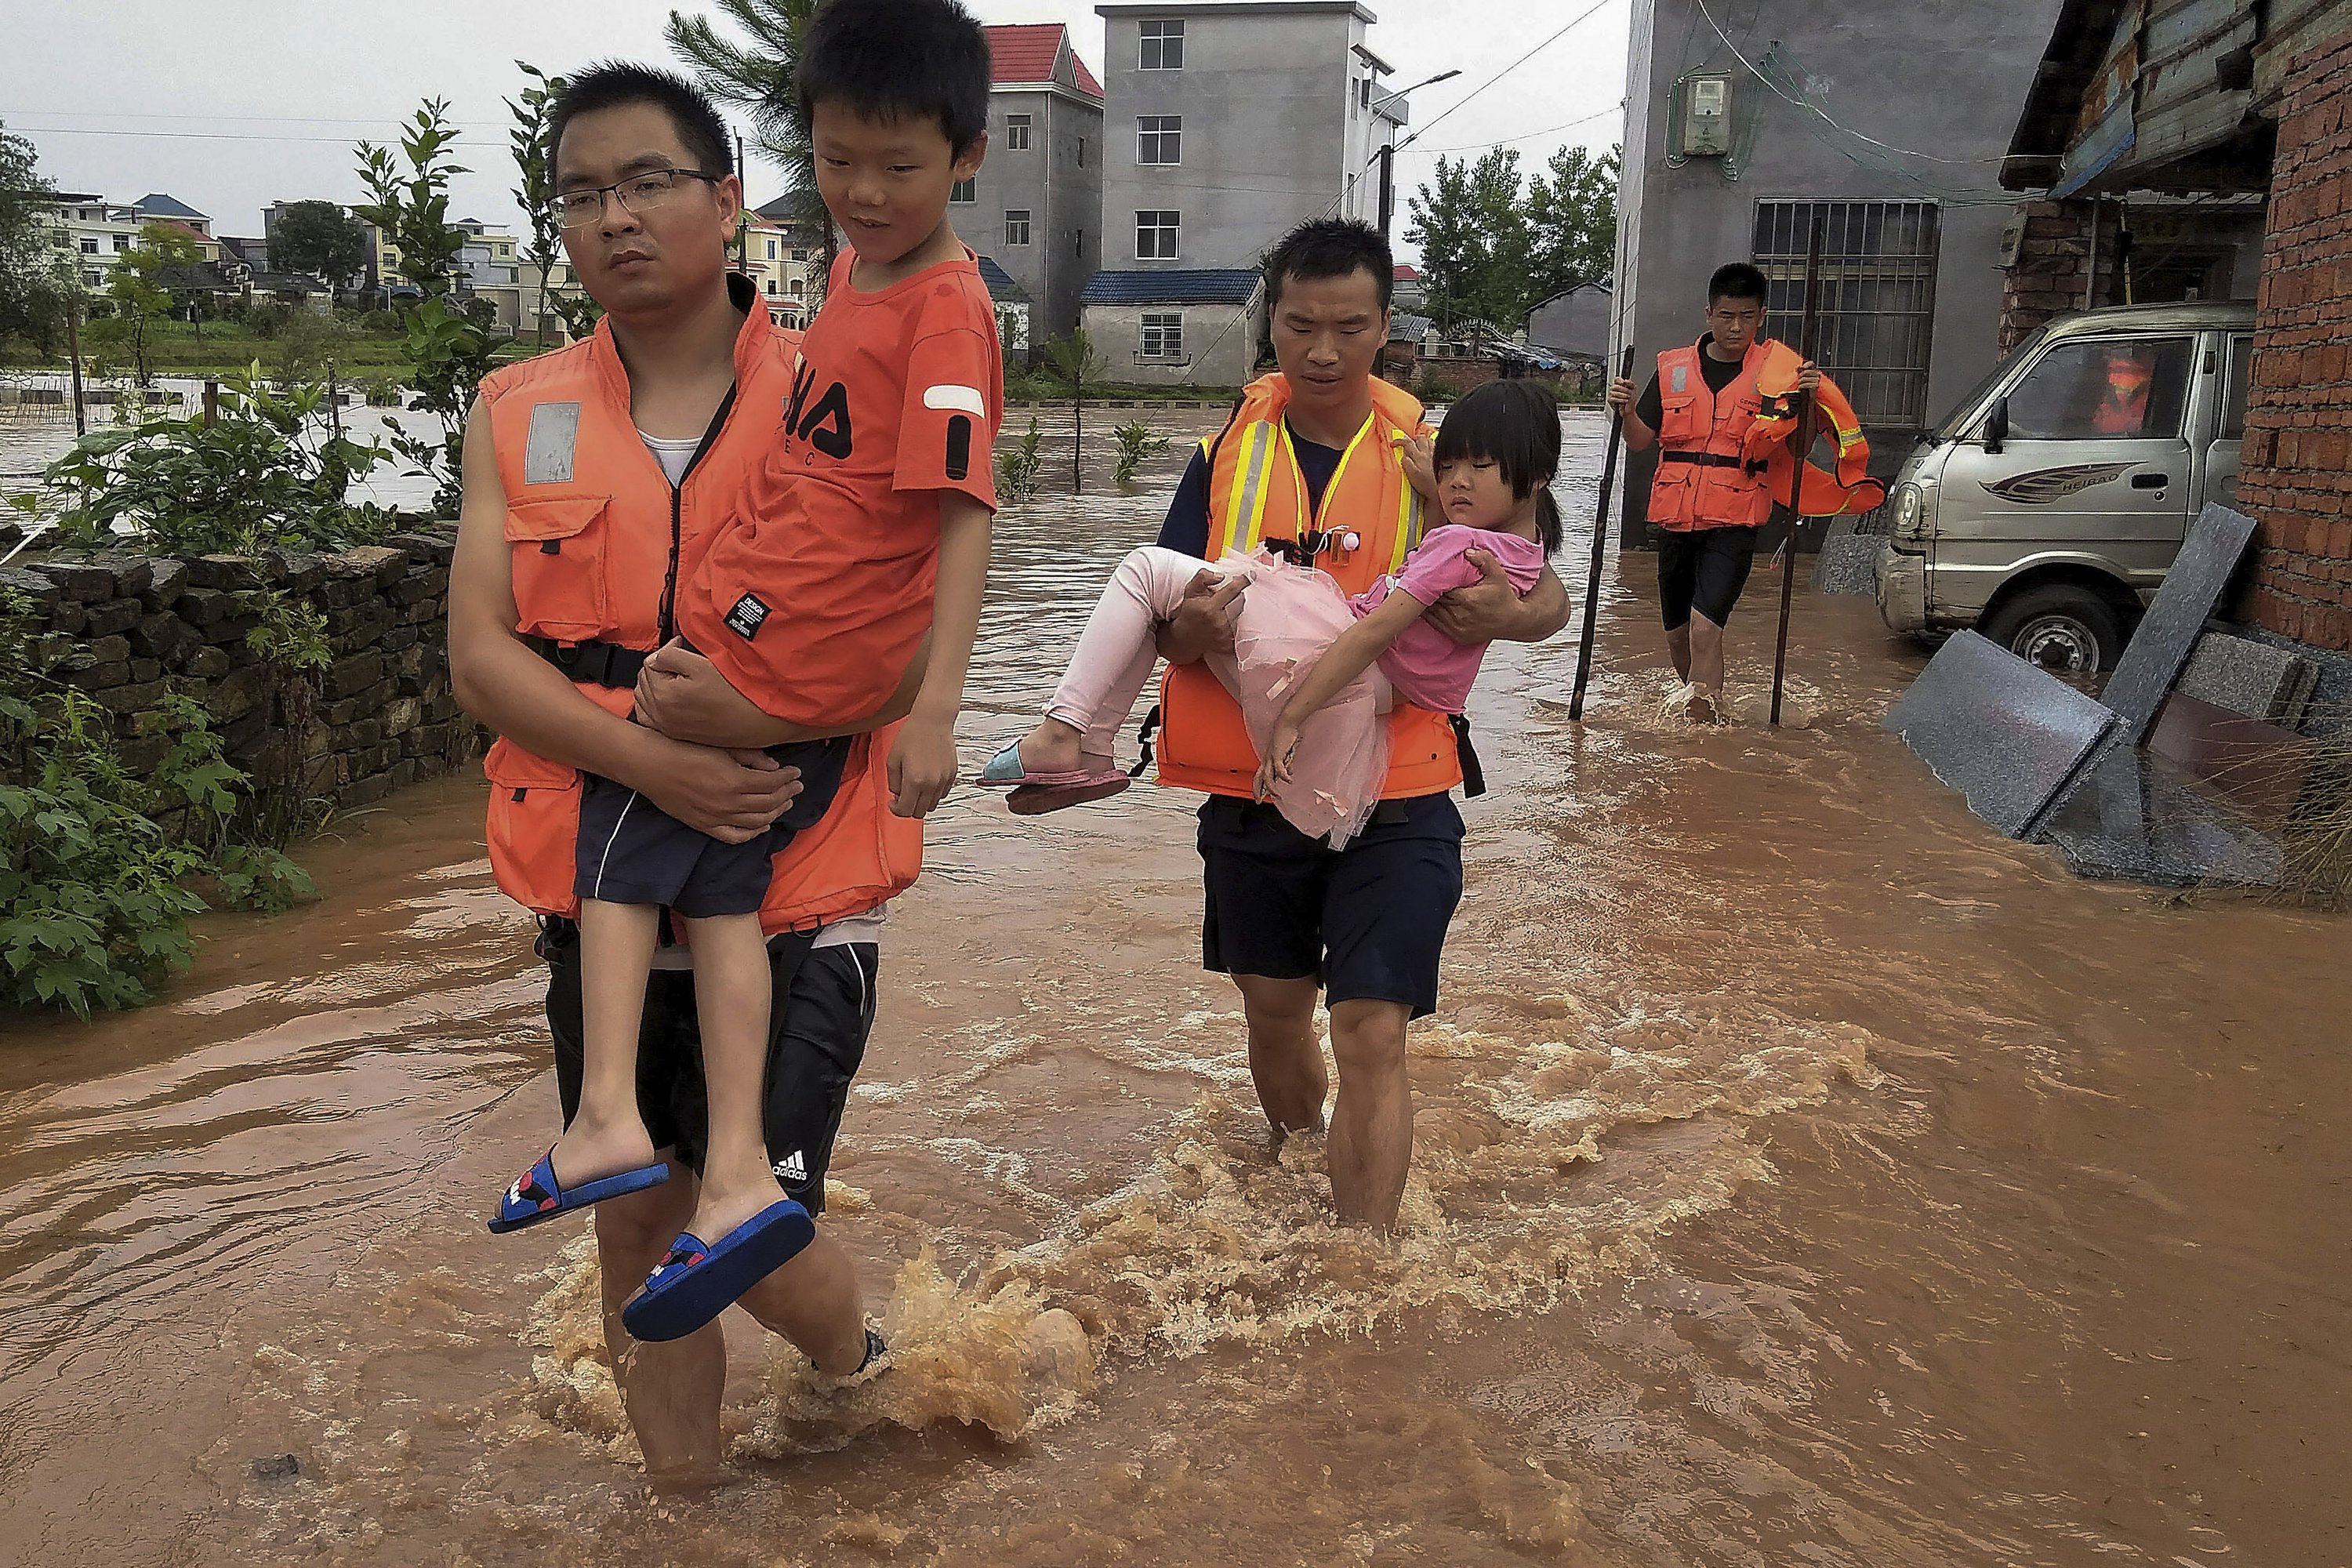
[48,192,221,289]
[1081,1,1414,386]
[740,205,825,328]
[954,22,1105,350]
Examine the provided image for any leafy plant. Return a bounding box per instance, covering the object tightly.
[362,373,405,407]
[1042,329,1108,495]
[666,0,833,285]
[270,200,371,290]
[43,363,396,554]
[996,416,1044,502]
[0,595,314,1017]
[85,222,203,387]
[1112,419,1171,488]
[507,61,571,346]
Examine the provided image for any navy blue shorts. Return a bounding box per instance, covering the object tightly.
[1196,792,1465,1019]
[541,918,878,1214]
[1656,524,1760,630]
[572,736,851,918]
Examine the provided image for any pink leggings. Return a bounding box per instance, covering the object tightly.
[1046,546,1390,763]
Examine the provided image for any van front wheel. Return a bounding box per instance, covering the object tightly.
[1979,585,2125,674]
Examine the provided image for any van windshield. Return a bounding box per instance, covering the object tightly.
[1930,325,2048,443]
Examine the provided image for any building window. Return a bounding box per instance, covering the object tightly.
[113,234,131,252]
[1075,227,1085,258]
[1135,210,1180,260]
[790,279,806,297]
[84,268,101,286]
[78,237,98,254]
[1359,78,1372,111]
[766,238,777,259]
[1005,114,1032,151]
[1139,20,1185,70]
[1141,311,1184,359]
[951,177,976,204]
[1005,209,1032,247]
[1138,116,1182,165]
[1753,199,1943,427]
[2002,336,2196,441]
[791,247,808,261]
[765,278,777,295]
[1077,138,1087,168]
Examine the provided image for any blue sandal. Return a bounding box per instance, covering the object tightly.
[619,1199,817,1341]
[487,1148,670,1234]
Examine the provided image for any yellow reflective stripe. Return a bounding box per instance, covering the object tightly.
[1215,423,1264,555]
[1236,423,1277,550]
[1313,411,1379,533]
[1391,482,1422,574]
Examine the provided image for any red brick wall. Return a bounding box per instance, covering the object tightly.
[1997,198,2125,354]
[2238,24,2352,653]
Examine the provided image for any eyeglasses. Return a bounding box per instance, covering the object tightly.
[554,168,724,230]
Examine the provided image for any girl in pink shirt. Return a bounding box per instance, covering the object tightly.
[982,380,1563,844]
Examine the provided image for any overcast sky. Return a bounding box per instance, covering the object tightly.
[7,0,1628,263]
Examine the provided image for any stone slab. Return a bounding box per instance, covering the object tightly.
[2147,692,2314,818]
[1884,630,2124,840]
[2034,746,2283,889]
[2176,630,2318,725]
[2098,503,2259,745]
[1810,529,1882,597]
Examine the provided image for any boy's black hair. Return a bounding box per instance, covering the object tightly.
[547,63,735,180]
[1708,261,1770,307]
[796,0,992,153]
[1265,217,1394,313]
[1432,379,1565,553]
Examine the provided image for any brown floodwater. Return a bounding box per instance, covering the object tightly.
[3,411,2347,1567]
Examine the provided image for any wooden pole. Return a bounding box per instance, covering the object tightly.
[65,294,87,436]
[1567,344,1638,721]
[1769,211,1827,729]
[327,359,341,438]
[203,379,219,427]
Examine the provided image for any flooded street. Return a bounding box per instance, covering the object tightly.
[2,409,2347,1566]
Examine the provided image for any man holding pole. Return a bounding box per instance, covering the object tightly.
[1606,262,1820,724]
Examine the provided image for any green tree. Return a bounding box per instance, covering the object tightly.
[666,0,834,287]
[88,222,203,386]
[1042,328,1108,495]
[270,200,369,289]
[1406,149,1533,333]
[507,60,571,344]
[1524,144,1620,304]
[0,118,76,356]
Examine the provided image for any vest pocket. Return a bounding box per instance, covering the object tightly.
[482,736,583,916]
[506,495,611,643]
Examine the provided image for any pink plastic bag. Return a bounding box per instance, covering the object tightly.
[1222,549,1389,849]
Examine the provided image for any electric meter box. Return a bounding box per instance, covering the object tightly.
[1679,74,1731,157]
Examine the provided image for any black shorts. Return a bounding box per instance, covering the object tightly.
[573,736,851,918]
[1656,525,1760,630]
[1197,792,1465,1020]
[541,918,878,1214]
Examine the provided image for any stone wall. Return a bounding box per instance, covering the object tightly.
[2237,24,2352,655]
[1996,198,2125,354]
[0,527,480,812]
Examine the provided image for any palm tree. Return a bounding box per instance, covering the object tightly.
[665,1,834,284]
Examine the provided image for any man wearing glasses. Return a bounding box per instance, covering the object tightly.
[447,64,923,1479]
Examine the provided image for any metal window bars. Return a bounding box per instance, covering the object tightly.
[1751,198,1941,430]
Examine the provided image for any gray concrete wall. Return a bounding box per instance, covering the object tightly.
[1084,298,1261,387]
[1099,9,1355,270]
[1616,0,2063,542]
[965,86,1103,349]
[1529,285,1613,358]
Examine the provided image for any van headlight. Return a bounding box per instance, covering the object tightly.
[1889,481,1930,551]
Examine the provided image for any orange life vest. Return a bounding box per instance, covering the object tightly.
[2092,368,2151,435]
[1154,372,1465,801]
[475,278,924,932]
[1745,342,1886,517]
[1647,338,1776,530]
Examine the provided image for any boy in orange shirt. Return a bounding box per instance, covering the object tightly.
[492,0,1001,1345]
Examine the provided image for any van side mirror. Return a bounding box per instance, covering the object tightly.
[1984,397,2009,455]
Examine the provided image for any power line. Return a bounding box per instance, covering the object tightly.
[1392,0,1624,156]
[14,125,501,147]
[6,107,507,128]
[1408,104,1624,158]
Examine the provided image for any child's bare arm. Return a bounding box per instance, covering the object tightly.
[1252,590,1428,800]
[887,493,993,816]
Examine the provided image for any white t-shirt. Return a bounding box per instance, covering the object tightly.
[641,430,700,486]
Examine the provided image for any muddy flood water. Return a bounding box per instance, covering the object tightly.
[3,410,2348,1567]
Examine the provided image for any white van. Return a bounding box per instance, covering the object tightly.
[1878,301,2254,672]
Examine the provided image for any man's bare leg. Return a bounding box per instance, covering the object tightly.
[552,900,662,1188]
[736,1231,870,1375]
[1234,973,1328,1142]
[1688,612,1727,721]
[593,1169,728,1476]
[677,913,789,1244]
[1327,998,1414,1229]
[1666,622,1693,684]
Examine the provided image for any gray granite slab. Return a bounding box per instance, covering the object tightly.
[2034,746,2284,888]
[2099,503,2259,744]
[2178,630,2318,724]
[1811,529,1882,597]
[1885,630,2124,839]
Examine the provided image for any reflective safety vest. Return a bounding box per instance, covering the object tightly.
[474,281,923,932]
[1647,338,1777,530]
[1747,342,1886,518]
[1155,372,1465,800]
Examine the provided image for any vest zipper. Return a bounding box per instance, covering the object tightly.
[655,384,742,644]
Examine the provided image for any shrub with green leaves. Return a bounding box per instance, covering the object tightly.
[996,416,1045,502]
[0,597,314,1017]
[1112,419,1171,489]
[42,364,397,556]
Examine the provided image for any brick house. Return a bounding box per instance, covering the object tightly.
[2000,0,2352,659]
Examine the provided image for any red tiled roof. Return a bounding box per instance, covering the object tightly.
[985,23,1103,100]
[1393,263,1421,280]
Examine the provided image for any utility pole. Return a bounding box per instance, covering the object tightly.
[735,132,750,272]
[1377,140,1396,381]
[65,291,87,436]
